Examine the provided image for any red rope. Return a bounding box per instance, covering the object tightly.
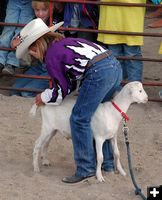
[111,101,129,121]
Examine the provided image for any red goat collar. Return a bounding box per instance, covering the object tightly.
[111,101,129,121]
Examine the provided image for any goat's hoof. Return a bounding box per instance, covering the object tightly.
[118,168,127,176]
[42,159,51,166]
[96,175,105,182]
[34,167,40,173]
[121,171,126,176]
[119,169,126,176]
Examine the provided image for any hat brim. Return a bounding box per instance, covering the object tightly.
[16,21,64,59]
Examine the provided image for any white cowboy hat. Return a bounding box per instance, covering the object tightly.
[16,18,64,59]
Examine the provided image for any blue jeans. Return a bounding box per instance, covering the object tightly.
[0,0,34,67]
[11,64,49,97]
[70,53,122,177]
[108,44,143,82]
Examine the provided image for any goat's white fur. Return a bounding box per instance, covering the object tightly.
[30,81,148,182]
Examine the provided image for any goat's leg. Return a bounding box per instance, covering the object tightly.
[40,130,56,166]
[33,136,43,173]
[95,138,105,182]
[111,136,126,176]
[33,127,53,173]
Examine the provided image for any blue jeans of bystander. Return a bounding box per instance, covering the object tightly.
[11,64,49,97]
[0,0,34,67]
[108,44,143,82]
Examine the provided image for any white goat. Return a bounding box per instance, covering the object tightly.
[30,81,148,182]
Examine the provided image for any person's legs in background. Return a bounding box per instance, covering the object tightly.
[124,45,143,82]
[1,0,34,75]
[108,44,127,80]
[0,0,8,35]
[0,0,20,72]
[11,65,49,97]
[108,44,143,82]
[20,71,49,97]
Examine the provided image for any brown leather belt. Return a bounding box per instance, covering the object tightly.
[86,50,112,68]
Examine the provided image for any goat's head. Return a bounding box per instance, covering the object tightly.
[127,81,148,104]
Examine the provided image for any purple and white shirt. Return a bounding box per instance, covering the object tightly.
[41,37,106,104]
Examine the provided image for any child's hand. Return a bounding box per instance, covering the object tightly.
[35,93,45,106]
[11,36,21,49]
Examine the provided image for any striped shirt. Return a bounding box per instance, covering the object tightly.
[41,37,106,104]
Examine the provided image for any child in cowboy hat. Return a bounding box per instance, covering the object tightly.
[16,18,122,183]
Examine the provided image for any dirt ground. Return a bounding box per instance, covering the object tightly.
[0,13,162,200]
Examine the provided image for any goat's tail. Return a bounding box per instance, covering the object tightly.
[29,104,38,117]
